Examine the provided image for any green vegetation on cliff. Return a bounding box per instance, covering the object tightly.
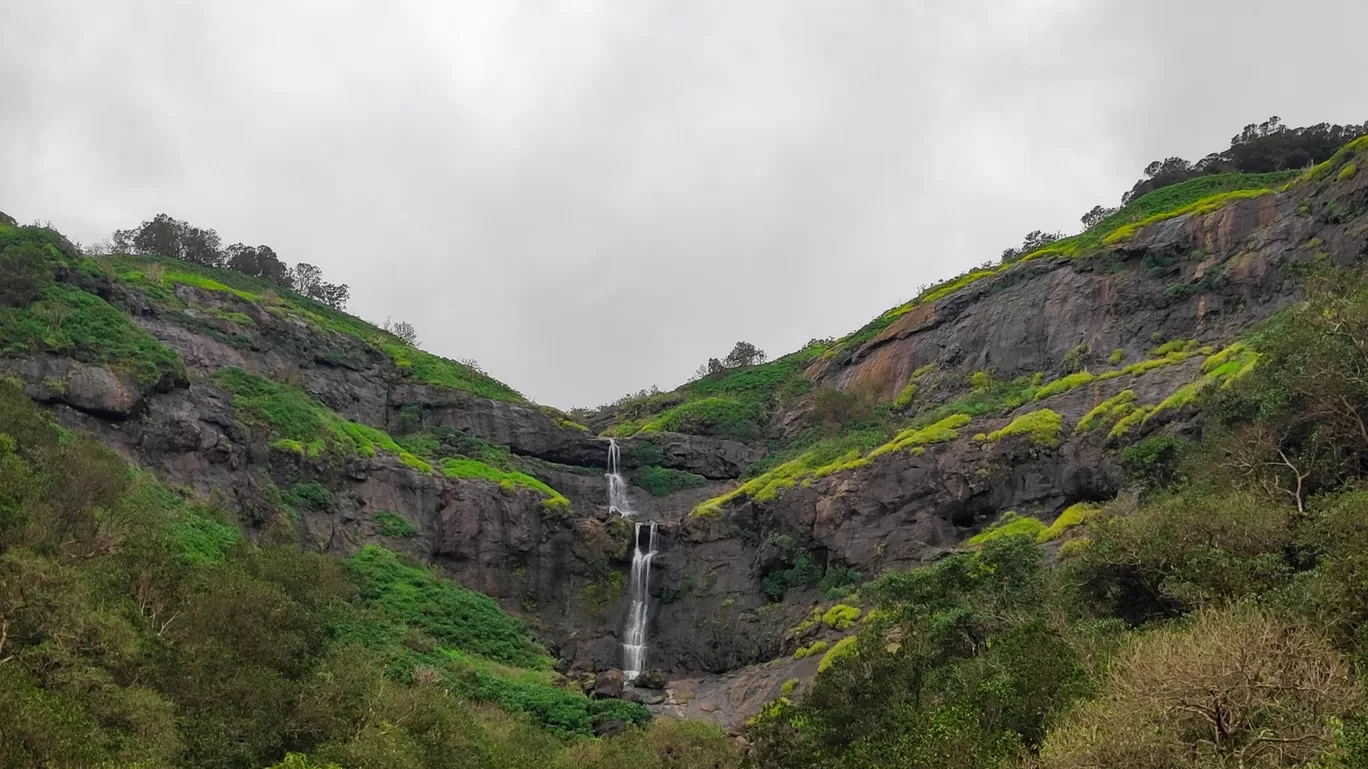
[748,264,1368,769]
[0,377,728,768]
[213,367,433,471]
[0,224,186,387]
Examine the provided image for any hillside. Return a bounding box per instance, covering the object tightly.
[3,126,1368,768]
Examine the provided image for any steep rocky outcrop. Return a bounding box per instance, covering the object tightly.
[4,146,1366,720]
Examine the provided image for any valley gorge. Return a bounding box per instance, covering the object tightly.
[5,127,1368,768]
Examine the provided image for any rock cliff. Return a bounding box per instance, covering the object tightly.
[3,140,1366,712]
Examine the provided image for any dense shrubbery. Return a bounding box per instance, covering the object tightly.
[0,377,732,767]
[750,265,1368,769]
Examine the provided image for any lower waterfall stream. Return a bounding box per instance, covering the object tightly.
[606,439,655,681]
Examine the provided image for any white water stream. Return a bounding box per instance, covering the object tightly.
[607,439,656,680]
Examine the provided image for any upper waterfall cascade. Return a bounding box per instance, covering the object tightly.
[608,439,655,680]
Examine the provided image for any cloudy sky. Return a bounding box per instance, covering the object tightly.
[2,1,1365,407]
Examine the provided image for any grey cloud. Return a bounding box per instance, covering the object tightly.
[2,0,1365,406]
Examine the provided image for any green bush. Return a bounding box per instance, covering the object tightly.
[349,545,551,669]
[373,511,416,538]
[639,396,764,441]
[0,243,53,307]
[440,458,570,513]
[632,465,707,497]
[215,368,430,471]
[988,409,1064,447]
[0,282,185,387]
[965,511,1047,547]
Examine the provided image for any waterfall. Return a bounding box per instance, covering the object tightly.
[622,520,657,681]
[606,439,654,680]
[606,438,634,516]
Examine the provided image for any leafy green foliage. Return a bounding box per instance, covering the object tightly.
[988,408,1064,447]
[440,458,571,513]
[373,510,417,538]
[640,396,764,440]
[0,281,186,388]
[213,368,431,471]
[349,545,549,669]
[965,511,1047,547]
[632,465,707,496]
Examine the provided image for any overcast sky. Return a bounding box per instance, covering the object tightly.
[2,1,1365,408]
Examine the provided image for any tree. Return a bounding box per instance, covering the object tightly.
[1038,608,1362,769]
[381,318,419,346]
[1080,205,1118,229]
[113,214,223,267]
[225,244,293,289]
[723,341,766,368]
[0,244,52,307]
[290,263,349,309]
[1001,230,1063,263]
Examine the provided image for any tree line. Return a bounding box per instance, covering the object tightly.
[999,116,1368,262]
[102,213,351,310]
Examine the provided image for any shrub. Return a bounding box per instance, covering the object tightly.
[794,640,829,660]
[1070,490,1293,622]
[632,465,707,497]
[988,409,1064,447]
[821,604,862,630]
[639,396,764,441]
[966,512,1047,547]
[0,243,53,307]
[285,482,333,511]
[1037,502,1099,542]
[1121,435,1185,489]
[349,545,551,669]
[817,635,859,673]
[1038,608,1362,769]
[373,511,416,538]
[439,458,570,513]
[1063,344,1089,373]
[1339,161,1359,182]
[1108,348,1126,365]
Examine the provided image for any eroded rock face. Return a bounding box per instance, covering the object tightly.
[1,357,147,419]
[13,176,1365,703]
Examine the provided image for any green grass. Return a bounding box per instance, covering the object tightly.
[793,640,829,660]
[633,465,708,497]
[1035,371,1095,400]
[373,510,417,538]
[1299,134,1368,184]
[1037,502,1099,542]
[965,511,1046,547]
[213,368,431,471]
[1076,390,1137,432]
[821,604,862,630]
[0,282,186,388]
[1103,188,1274,245]
[693,414,968,516]
[988,409,1063,447]
[639,396,764,440]
[818,635,858,673]
[379,342,527,403]
[440,458,570,514]
[349,545,551,669]
[851,171,1297,345]
[112,253,529,404]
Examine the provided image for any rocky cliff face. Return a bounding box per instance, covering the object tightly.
[4,155,1365,700]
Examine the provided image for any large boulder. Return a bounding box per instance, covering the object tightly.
[591,669,625,699]
[634,669,668,689]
